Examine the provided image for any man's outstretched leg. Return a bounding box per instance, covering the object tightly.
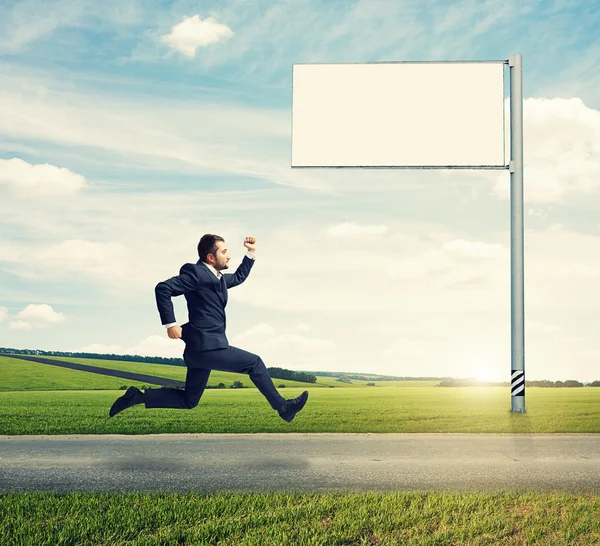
[200,345,309,422]
[244,351,309,422]
[144,366,211,409]
[109,359,211,416]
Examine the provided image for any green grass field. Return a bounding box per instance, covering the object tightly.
[1,490,598,545]
[1,355,598,435]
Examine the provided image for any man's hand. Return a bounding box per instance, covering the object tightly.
[243,236,257,252]
[167,325,182,339]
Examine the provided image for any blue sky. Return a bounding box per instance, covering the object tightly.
[1,0,600,382]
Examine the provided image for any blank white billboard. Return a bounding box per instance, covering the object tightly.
[291,62,506,168]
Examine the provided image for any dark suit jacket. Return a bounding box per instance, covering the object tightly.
[155,256,254,352]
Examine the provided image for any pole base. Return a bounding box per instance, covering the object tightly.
[510,397,526,413]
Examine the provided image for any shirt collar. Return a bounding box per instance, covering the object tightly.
[203,261,222,279]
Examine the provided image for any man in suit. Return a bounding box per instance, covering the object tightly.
[109,233,309,422]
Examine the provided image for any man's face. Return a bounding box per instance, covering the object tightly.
[211,241,230,271]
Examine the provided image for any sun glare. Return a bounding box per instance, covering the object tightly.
[465,352,503,383]
[473,369,495,383]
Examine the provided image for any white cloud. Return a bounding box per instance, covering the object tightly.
[10,303,66,330]
[78,343,125,354]
[9,320,31,331]
[227,224,511,317]
[230,322,337,370]
[503,97,600,203]
[0,0,86,52]
[327,222,389,238]
[0,306,7,322]
[451,97,600,204]
[441,239,505,260]
[38,240,131,280]
[527,321,560,334]
[386,238,507,287]
[0,158,87,197]
[528,207,550,218]
[0,0,146,53]
[17,303,66,324]
[161,15,234,57]
[0,239,132,283]
[383,337,427,359]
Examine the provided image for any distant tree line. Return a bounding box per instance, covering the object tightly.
[436,378,599,387]
[266,367,317,384]
[0,347,187,366]
[301,370,451,381]
[0,347,316,384]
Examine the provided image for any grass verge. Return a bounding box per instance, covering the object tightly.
[1,490,598,545]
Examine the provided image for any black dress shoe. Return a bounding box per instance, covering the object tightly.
[109,387,144,417]
[279,390,309,422]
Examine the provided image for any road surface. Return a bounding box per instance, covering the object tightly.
[1,433,598,493]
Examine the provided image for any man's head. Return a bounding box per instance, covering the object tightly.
[198,234,230,271]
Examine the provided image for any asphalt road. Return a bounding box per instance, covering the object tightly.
[1,433,598,493]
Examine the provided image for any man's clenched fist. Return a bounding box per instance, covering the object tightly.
[244,236,257,252]
[167,325,182,339]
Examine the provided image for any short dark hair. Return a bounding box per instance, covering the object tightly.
[198,234,224,262]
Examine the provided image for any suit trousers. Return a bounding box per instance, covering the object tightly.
[143,345,287,412]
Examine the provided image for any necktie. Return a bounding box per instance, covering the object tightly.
[220,275,226,299]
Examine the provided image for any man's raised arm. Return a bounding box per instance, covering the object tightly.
[224,237,257,289]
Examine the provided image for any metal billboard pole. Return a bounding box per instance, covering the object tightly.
[509,54,525,412]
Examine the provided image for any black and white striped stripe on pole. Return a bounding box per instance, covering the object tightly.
[511,370,525,396]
